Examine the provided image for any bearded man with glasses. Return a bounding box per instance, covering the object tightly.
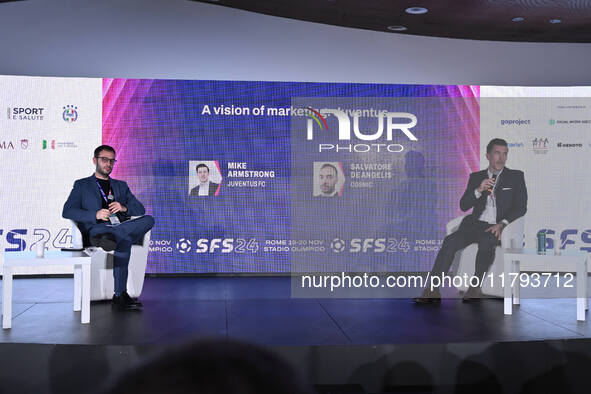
[63,145,155,311]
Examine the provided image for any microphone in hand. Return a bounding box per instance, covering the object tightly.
[487,171,500,194]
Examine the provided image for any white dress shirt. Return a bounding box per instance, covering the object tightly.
[198,181,210,196]
[474,168,509,226]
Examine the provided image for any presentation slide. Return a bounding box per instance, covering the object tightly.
[102,80,477,273]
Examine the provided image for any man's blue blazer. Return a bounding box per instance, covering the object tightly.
[62,175,145,235]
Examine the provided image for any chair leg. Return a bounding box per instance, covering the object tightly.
[577,260,586,321]
[2,268,13,329]
[504,257,513,315]
[586,271,589,311]
[513,261,520,305]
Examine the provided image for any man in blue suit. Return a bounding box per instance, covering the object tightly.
[63,145,155,311]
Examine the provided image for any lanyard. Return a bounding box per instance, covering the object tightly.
[96,180,113,203]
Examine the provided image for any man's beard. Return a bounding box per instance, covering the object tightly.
[96,165,111,177]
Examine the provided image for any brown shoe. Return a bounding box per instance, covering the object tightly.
[413,288,441,304]
[462,286,482,302]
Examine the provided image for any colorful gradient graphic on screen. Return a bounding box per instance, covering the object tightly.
[103,79,479,273]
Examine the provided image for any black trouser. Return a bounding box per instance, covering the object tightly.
[430,220,501,281]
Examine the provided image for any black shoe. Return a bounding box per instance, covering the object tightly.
[462,286,483,303]
[90,233,117,252]
[112,294,142,311]
[413,288,442,304]
[121,292,143,307]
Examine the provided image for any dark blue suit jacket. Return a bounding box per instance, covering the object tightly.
[189,182,219,196]
[459,167,527,226]
[62,175,145,236]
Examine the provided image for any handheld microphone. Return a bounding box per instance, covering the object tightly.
[487,170,500,194]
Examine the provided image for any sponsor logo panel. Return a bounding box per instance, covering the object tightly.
[7,107,44,121]
[531,137,549,154]
[62,105,78,123]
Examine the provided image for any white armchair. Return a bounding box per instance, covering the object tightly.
[449,215,525,297]
[69,219,150,301]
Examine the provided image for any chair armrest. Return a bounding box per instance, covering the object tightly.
[501,216,525,249]
[69,219,84,248]
[446,214,469,235]
[140,230,151,248]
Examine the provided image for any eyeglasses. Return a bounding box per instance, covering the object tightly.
[97,156,117,165]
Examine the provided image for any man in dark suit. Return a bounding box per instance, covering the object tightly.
[189,163,219,196]
[414,138,527,303]
[63,145,155,311]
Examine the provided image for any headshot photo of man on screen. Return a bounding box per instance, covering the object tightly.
[414,138,528,304]
[190,162,220,196]
[62,145,155,311]
[314,162,341,197]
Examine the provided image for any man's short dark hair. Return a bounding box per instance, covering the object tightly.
[486,138,508,154]
[320,163,338,176]
[196,163,209,172]
[94,145,116,158]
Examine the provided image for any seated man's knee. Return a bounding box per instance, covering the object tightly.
[442,233,462,251]
[141,215,155,230]
[478,237,499,251]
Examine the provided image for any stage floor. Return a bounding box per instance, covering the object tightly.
[1,276,590,346]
